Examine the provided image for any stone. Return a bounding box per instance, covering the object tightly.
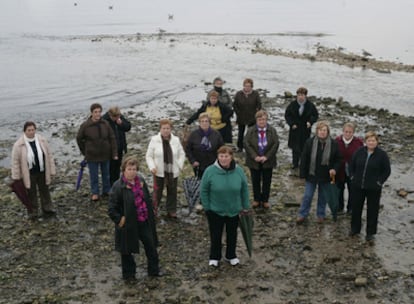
[355,277,368,286]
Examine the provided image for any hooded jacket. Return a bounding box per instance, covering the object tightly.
[201,160,250,217]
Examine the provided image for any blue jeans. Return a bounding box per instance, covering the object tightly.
[298,181,328,218]
[88,161,110,195]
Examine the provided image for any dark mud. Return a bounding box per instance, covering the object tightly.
[1,93,413,304]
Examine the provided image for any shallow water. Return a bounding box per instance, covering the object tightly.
[1,33,414,129]
[1,0,414,127]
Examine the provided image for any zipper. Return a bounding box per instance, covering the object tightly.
[361,152,370,188]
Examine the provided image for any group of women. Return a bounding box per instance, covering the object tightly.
[10,80,391,280]
[296,121,391,242]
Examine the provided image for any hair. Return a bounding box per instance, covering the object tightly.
[198,112,211,122]
[315,120,330,135]
[90,103,102,113]
[343,122,356,132]
[108,106,121,117]
[217,145,234,157]
[213,77,223,84]
[159,118,173,129]
[255,110,268,119]
[243,78,254,87]
[365,131,379,142]
[23,121,36,132]
[121,155,139,173]
[296,87,308,95]
[208,91,219,99]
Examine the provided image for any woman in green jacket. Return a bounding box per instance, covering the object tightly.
[201,145,250,267]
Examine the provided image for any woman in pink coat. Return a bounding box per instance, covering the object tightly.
[11,121,56,220]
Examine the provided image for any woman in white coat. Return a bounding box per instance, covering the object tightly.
[11,121,56,220]
[146,119,185,218]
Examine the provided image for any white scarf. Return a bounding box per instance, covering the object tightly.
[342,136,353,146]
[24,134,44,171]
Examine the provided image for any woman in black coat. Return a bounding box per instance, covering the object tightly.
[108,156,160,280]
[284,87,318,169]
[349,131,391,242]
[186,112,224,179]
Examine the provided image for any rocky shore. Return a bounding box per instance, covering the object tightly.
[0,92,413,304]
[251,43,414,74]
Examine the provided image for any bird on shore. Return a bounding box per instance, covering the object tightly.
[362,49,372,57]
[168,14,174,21]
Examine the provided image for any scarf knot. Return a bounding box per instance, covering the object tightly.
[199,127,212,151]
[257,126,268,156]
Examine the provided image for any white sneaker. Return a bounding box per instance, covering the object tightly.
[208,260,219,267]
[224,257,240,266]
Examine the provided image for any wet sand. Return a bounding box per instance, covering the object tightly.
[0,91,413,303]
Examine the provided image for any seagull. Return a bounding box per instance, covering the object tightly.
[168,14,174,21]
[362,49,372,57]
[108,5,113,10]
[74,3,77,6]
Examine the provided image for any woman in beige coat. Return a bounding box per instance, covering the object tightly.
[11,121,56,220]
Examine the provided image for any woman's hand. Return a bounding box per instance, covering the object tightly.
[118,216,126,228]
[192,161,200,167]
[151,168,157,175]
[329,169,336,177]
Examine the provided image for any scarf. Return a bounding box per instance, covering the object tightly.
[309,136,331,176]
[122,175,148,222]
[199,127,212,151]
[214,86,223,94]
[257,126,268,156]
[243,89,252,98]
[24,134,44,171]
[162,135,174,185]
[298,100,306,116]
[342,136,353,146]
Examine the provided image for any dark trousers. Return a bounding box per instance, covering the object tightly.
[237,124,247,150]
[121,221,159,278]
[193,167,205,179]
[28,172,53,216]
[250,167,273,202]
[219,123,233,144]
[351,187,382,236]
[206,211,239,260]
[292,149,301,168]
[337,176,352,212]
[109,155,122,186]
[155,176,178,213]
